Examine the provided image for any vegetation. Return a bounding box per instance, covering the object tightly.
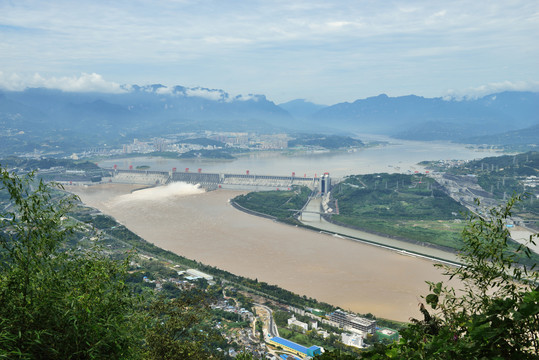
[0,168,141,358]
[0,157,108,183]
[288,134,364,149]
[331,173,468,249]
[422,151,538,196]
[0,157,102,172]
[6,161,537,359]
[358,196,539,359]
[0,167,228,359]
[459,125,539,149]
[233,186,312,222]
[179,149,236,159]
[144,291,224,359]
[422,151,538,229]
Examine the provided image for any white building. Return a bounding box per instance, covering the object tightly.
[184,269,213,281]
[342,332,364,349]
[288,316,309,333]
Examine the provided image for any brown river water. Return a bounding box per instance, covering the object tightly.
[69,182,457,322]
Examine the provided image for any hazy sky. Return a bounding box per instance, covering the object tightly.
[1,0,538,104]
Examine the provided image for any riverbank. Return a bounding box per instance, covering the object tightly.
[230,195,461,266]
[301,197,461,264]
[67,183,459,322]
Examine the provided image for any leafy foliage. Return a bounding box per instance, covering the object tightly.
[331,173,467,249]
[0,167,141,359]
[143,291,225,359]
[288,134,364,149]
[361,196,539,359]
[233,186,311,221]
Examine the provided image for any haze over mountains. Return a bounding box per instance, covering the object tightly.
[0,84,537,155]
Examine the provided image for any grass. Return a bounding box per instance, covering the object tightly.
[332,217,466,250]
[277,328,312,347]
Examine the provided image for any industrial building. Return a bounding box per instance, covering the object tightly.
[267,336,322,358]
[183,269,213,281]
[110,168,320,191]
[319,173,331,194]
[329,310,376,334]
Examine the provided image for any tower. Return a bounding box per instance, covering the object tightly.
[320,172,331,194]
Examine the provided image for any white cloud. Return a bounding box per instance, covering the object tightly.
[0,71,266,103]
[0,72,25,91]
[234,94,260,102]
[0,72,127,93]
[444,81,539,100]
[185,88,227,101]
[155,86,174,95]
[326,21,355,28]
[0,1,537,103]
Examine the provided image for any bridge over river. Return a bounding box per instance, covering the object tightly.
[106,168,331,192]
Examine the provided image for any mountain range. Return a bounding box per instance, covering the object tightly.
[0,84,537,155]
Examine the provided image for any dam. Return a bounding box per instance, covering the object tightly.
[106,168,327,191]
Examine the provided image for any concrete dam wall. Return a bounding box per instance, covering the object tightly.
[110,169,320,191]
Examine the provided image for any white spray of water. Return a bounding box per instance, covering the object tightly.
[115,182,205,204]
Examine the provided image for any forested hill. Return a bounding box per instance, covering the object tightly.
[330,173,469,251]
[310,91,538,141]
[1,87,537,155]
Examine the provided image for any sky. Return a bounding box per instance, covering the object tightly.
[0,0,538,105]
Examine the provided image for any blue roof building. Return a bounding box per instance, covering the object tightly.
[280,354,301,360]
[268,336,322,358]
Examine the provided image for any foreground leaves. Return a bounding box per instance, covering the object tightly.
[361,195,539,360]
[0,168,141,359]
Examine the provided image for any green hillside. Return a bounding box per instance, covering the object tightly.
[331,174,468,249]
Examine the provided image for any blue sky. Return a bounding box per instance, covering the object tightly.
[0,0,538,104]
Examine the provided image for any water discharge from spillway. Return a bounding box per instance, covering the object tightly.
[115,182,205,204]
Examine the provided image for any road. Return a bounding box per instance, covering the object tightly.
[254,303,279,338]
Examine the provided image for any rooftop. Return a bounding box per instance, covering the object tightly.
[270,336,320,354]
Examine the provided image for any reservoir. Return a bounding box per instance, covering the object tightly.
[98,136,493,177]
[71,183,458,323]
[74,140,489,322]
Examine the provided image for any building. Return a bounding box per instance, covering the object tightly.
[329,310,376,334]
[316,329,330,339]
[320,173,331,194]
[288,316,309,333]
[280,354,301,360]
[376,327,399,342]
[268,337,322,358]
[310,309,326,317]
[341,332,364,349]
[185,269,213,280]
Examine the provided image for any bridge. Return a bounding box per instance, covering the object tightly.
[105,168,331,192]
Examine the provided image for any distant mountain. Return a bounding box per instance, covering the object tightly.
[288,134,363,149]
[310,92,539,141]
[458,123,539,146]
[1,85,538,155]
[0,85,296,154]
[278,99,327,119]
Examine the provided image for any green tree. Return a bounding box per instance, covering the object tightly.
[234,352,255,360]
[0,167,141,359]
[362,196,538,359]
[313,349,358,359]
[143,290,225,359]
